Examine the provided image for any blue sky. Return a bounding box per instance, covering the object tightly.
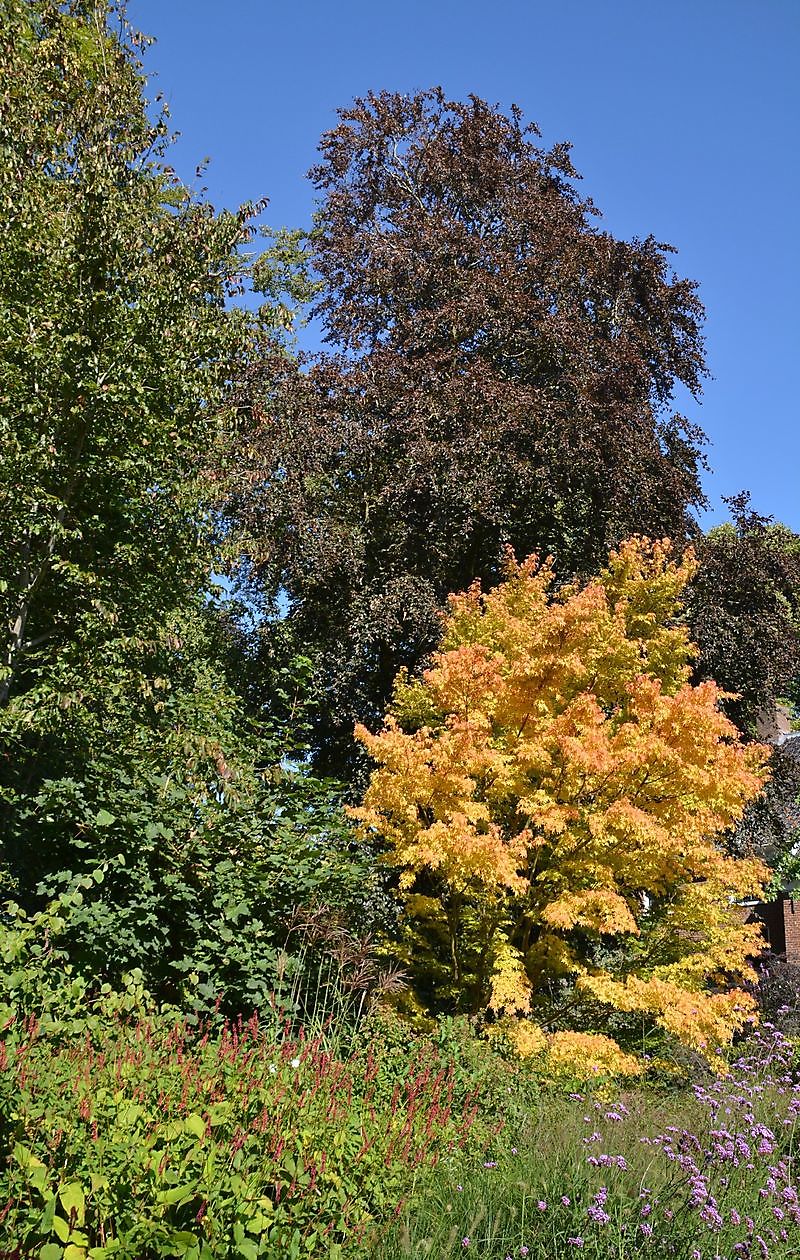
[128,0,799,531]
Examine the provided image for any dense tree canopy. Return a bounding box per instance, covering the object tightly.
[353,540,769,1066]
[684,499,800,882]
[0,0,382,1011]
[230,88,709,775]
[0,0,252,824]
[687,495,800,735]
[1,5,795,1064]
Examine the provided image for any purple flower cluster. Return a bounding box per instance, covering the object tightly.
[458,1024,800,1259]
[630,1026,800,1254]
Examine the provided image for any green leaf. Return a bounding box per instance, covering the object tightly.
[58,1182,85,1226]
[94,809,115,828]
[52,1218,71,1244]
[14,1144,49,1192]
[40,1195,57,1234]
[184,1113,205,1139]
[39,1246,63,1260]
[165,1232,199,1247]
[158,1183,197,1206]
[208,1103,229,1126]
[244,1212,270,1234]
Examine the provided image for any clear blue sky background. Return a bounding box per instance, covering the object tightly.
[128,0,799,531]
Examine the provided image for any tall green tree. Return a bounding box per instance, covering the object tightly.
[231,89,708,777]
[0,0,252,868]
[0,1,381,1008]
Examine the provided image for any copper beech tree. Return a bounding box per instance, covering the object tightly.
[232,89,708,778]
[352,539,770,1076]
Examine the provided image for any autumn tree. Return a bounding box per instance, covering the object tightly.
[231,88,708,776]
[352,539,770,1075]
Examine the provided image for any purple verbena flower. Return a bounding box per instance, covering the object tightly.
[587,1207,610,1225]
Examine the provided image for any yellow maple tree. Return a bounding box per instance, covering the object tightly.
[352,539,771,1072]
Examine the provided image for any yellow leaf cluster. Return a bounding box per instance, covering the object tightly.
[488,1021,643,1078]
[578,972,757,1055]
[351,539,771,1072]
[546,1031,644,1078]
[487,939,532,1016]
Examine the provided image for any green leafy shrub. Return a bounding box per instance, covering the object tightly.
[0,0,393,1032]
[0,997,480,1258]
[14,751,387,1020]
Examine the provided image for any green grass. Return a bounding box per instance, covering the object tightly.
[370,1045,800,1259]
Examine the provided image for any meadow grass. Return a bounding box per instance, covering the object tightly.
[371,1027,800,1259]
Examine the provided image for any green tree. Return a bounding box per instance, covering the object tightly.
[0,1,381,1009]
[0,0,252,790]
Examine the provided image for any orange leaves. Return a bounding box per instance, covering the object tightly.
[423,642,504,721]
[353,538,772,1073]
[577,972,759,1057]
[400,815,528,894]
[546,1032,644,1078]
[352,713,528,893]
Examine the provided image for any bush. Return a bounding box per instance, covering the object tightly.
[18,760,389,1020]
[0,998,481,1257]
[750,953,800,1039]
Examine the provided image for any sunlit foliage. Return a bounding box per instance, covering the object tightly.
[353,539,770,1070]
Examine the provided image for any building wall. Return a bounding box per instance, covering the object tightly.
[745,895,800,963]
[783,897,800,962]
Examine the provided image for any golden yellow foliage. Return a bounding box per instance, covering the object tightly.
[487,940,532,1015]
[351,539,771,1073]
[487,1017,547,1058]
[547,1031,644,1078]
